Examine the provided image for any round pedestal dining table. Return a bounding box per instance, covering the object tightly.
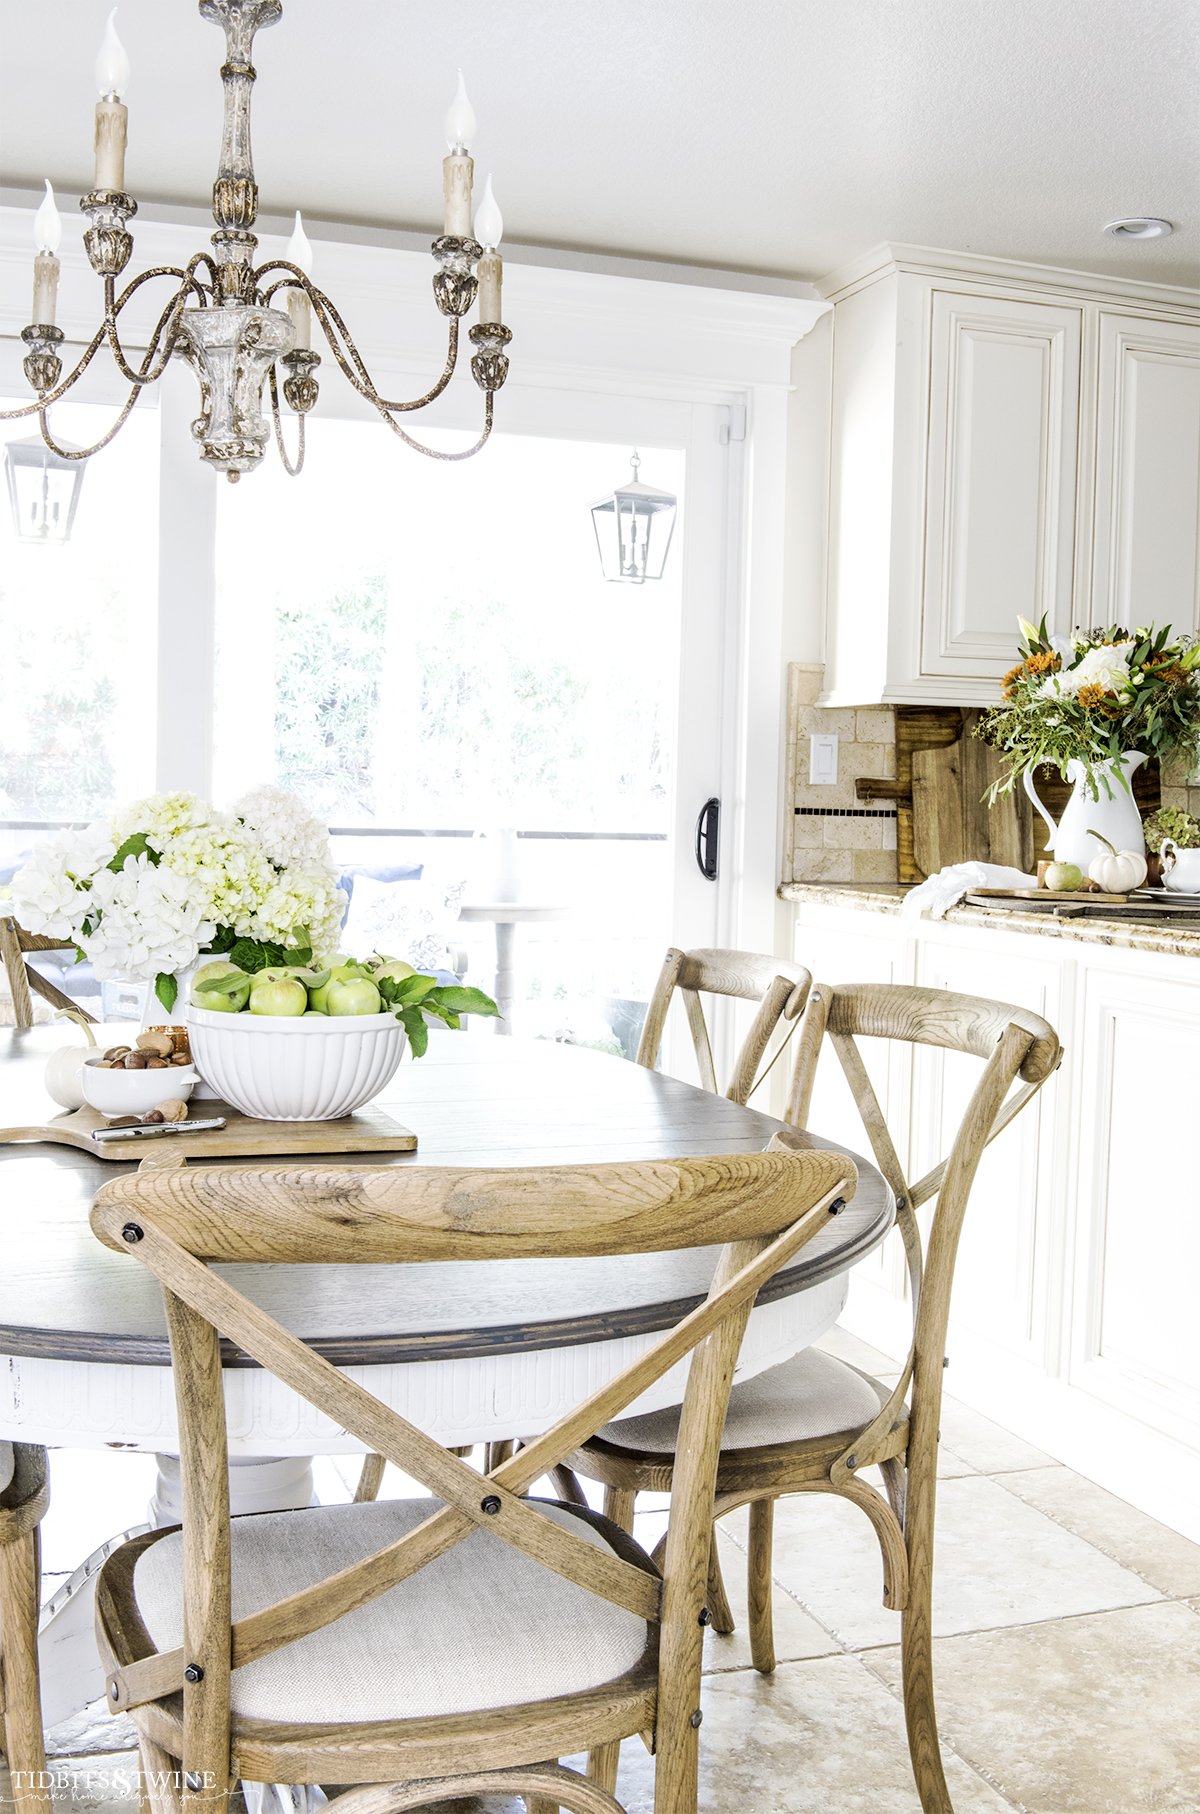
[0,1024,893,1727]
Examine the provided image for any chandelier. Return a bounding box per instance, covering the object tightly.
[1,2,511,483]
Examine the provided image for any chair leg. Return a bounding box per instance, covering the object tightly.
[0,1525,49,1814]
[0,922,34,1032]
[485,1439,515,1472]
[746,1497,776,1675]
[586,1734,621,1799]
[352,1453,386,1502]
[900,1469,953,1813]
[550,1464,590,1507]
[601,1485,635,1531]
[705,1530,735,1635]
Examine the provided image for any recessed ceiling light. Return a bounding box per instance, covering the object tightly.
[1104,217,1174,240]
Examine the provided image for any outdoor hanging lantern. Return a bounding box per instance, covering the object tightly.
[4,436,85,543]
[590,450,677,584]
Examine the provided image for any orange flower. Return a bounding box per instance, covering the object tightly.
[1147,660,1188,688]
[1077,683,1114,709]
[1025,650,1061,675]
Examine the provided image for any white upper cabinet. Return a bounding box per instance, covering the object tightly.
[1090,311,1200,636]
[921,291,1081,681]
[818,249,1200,706]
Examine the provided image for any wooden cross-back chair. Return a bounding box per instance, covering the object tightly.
[0,918,96,1030]
[566,983,1062,1814]
[88,1140,856,1814]
[0,1442,51,1814]
[635,947,811,1105]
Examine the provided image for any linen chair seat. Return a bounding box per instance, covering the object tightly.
[0,1439,13,1494]
[130,1496,653,1726]
[595,1348,893,1457]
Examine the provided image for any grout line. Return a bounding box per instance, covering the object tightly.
[985,1466,1200,1597]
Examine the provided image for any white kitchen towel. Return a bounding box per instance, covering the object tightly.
[902,862,1038,920]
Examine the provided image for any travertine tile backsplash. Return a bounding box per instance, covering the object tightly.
[785,664,899,885]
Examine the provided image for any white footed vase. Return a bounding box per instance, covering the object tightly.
[1023,752,1147,869]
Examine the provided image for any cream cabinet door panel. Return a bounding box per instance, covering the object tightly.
[921,290,1082,679]
[1091,313,1200,634]
[913,940,1062,1368]
[1071,967,1200,1450]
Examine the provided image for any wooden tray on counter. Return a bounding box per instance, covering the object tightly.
[964,890,1200,917]
[0,1100,418,1161]
[966,887,1131,904]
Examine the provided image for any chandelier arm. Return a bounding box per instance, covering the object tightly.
[365,388,494,461]
[0,322,115,420]
[37,385,140,460]
[267,363,305,476]
[101,278,198,390]
[304,284,462,412]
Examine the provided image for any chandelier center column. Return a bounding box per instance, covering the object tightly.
[200,0,281,301]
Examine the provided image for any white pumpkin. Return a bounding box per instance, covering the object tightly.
[44,1011,101,1110]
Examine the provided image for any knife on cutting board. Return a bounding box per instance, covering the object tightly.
[91,1118,228,1144]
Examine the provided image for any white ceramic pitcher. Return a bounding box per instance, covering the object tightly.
[1160,839,1200,893]
[1022,752,1146,869]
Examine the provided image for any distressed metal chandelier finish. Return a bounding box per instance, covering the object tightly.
[1,0,511,481]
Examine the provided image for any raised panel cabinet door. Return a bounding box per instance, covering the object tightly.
[1070,965,1200,1455]
[921,290,1083,679]
[1091,312,1200,634]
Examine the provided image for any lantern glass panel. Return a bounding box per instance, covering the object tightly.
[4,437,85,544]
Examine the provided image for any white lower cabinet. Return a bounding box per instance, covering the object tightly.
[793,899,1200,1540]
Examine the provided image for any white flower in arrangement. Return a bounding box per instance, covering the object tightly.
[83,855,215,983]
[1042,640,1135,699]
[10,785,345,1005]
[233,786,332,871]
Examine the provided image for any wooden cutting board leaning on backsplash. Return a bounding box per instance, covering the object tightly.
[911,736,1035,876]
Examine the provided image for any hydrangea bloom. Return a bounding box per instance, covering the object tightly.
[1042,641,1135,699]
[9,787,344,995]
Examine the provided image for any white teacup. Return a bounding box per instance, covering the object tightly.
[1160,839,1200,892]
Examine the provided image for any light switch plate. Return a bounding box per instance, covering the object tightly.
[809,732,839,785]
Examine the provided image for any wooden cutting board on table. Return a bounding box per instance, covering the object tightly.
[912,737,1035,877]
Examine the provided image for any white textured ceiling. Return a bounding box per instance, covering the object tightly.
[1,0,1197,288]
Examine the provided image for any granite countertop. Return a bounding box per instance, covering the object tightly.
[779,880,1200,959]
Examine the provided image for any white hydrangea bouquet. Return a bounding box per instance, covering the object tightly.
[11,787,347,1014]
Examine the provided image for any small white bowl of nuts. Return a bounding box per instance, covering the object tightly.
[81,1030,198,1120]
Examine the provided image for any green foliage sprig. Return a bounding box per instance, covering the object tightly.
[975,618,1200,801]
[1142,806,1200,853]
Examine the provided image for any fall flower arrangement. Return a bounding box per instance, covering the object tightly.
[11,787,347,1013]
[976,618,1200,799]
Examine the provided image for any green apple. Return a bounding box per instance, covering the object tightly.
[370,959,416,986]
[309,962,370,1014]
[249,977,309,1016]
[192,968,252,1013]
[1044,861,1083,892]
[192,959,245,992]
[326,977,383,1016]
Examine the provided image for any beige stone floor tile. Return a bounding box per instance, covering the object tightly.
[931,1395,1056,1475]
[762,1474,1159,1650]
[995,1464,1200,1598]
[816,1324,902,1375]
[611,1656,1016,1812]
[861,1601,1200,1813]
[703,1528,842,1670]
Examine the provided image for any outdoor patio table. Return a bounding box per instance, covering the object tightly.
[0,1027,893,1724]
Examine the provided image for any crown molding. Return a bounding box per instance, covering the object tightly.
[0,203,829,401]
[818,241,1200,315]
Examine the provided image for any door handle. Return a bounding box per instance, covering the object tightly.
[695,797,720,881]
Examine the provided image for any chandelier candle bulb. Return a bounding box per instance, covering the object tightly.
[442,69,476,234]
[474,174,503,322]
[93,9,130,191]
[31,181,61,326]
[285,210,313,351]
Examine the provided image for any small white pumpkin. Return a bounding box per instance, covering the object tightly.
[44,1010,100,1110]
[1087,830,1148,894]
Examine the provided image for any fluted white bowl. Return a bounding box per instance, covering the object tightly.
[186,1008,407,1121]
